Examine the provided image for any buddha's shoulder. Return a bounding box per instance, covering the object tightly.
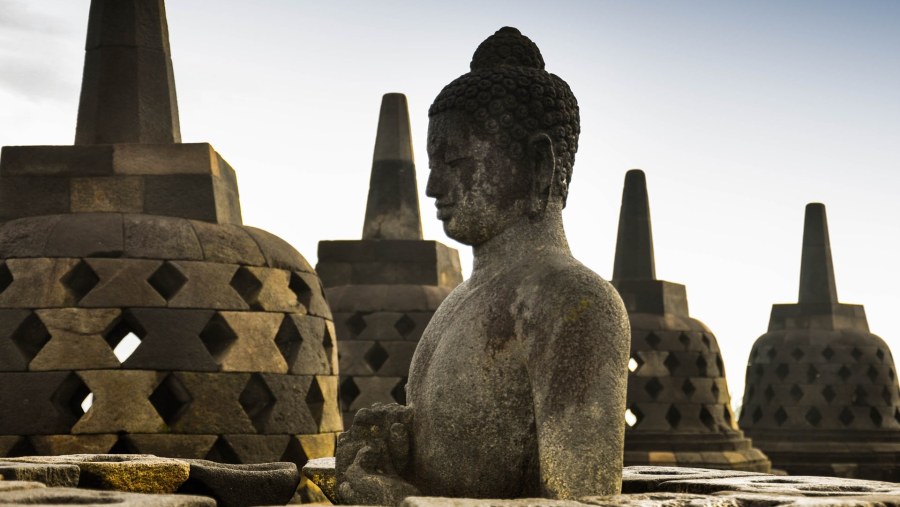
[518,256,627,322]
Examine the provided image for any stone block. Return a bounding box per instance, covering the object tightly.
[189,221,265,266]
[123,214,203,260]
[325,285,450,313]
[400,497,583,507]
[243,226,314,273]
[6,454,192,494]
[70,176,144,213]
[0,461,80,487]
[0,258,81,308]
[0,481,45,492]
[0,487,215,506]
[113,143,220,176]
[44,213,125,257]
[657,474,900,496]
[216,312,287,373]
[0,310,39,371]
[72,370,167,434]
[301,457,337,503]
[0,176,69,220]
[370,341,416,376]
[31,308,121,370]
[280,314,332,375]
[241,267,303,313]
[0,372,85,434]
[343,376,403,417]
[168,372,255,434]
[219,435,291,464]
[317,240,462,288]
[337,341,377,376]
[620,466,767,494]
[613,280,690,316]
[78,258,166,307]
[178,459,300,507]
[143,174,239,224]
[28,434,118,455]
[253,374,321,434]
[0,215,62,258]
[311,375,343,433]
[122,309,218,371]
[293,270,331,319]
[125,435,217,459]
[0,145,114,176]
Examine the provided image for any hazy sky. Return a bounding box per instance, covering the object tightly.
[1,0,898,407]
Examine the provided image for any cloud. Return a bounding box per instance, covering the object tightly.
[0,0,70,36]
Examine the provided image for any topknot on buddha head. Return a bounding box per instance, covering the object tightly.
[429,27,580,203]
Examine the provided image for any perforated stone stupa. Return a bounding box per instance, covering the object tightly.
[612,170,769,472]
[739,203,900,480]
[0,0,340,497]
[316,93,462,425]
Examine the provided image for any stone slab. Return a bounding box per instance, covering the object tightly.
[188,221,266,266]
[0,487,215,506]
[72,371,167,434]
[5,454,191,494]
[123,214,204,260]
[621,466,767,494]
[44,212,124,258]
[29,434,118,456]
[0,461,80,487]
[317,240,462,288]
[70,176,144,213]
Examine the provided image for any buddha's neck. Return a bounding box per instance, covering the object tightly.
[470,211,571,280]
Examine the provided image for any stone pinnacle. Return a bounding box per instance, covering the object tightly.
[75,0,181,144]
[798,202,838,305]
[613,169,656,281]
[362,93,423,240]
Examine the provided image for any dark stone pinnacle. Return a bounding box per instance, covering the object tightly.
[613,169,656,282]
[75,0,181,145]
[362,93,423,240]
[798,202,838,305]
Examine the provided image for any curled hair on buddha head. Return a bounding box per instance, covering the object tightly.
[429,26,580,205]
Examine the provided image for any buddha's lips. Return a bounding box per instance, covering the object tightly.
[435,203,455,220]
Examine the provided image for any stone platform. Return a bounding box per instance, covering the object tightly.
[304,458,900,506]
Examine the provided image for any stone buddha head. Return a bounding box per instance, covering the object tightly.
[425,27,580,246]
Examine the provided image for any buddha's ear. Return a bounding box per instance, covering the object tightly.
[527,133,556,217]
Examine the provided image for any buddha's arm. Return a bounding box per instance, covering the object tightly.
[526,275,631,499]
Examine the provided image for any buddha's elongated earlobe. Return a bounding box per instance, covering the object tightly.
[528,133,556,217]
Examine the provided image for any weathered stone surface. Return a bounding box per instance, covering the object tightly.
[0,372,86,434]
[621,466,767,494]
[318,240,462,288]
[281,314,332,375]
[252,373,322,434]
[71,176,144,213]
[122,309,218,371]
[0,215,62,258]
[658,474,900,496]
[125,435,217,458]
[72,371,167,434]
[29,434,118,455]
[123,214,203,260]
[0,144,114,177]
[78,258,166,307]
[166,372,255,434]
[241,267,304,313]
[0,461,80,487]
[0,487,215,506]
[31,308,121,370]
[217,435,291,464]
[6,454,191,494]
[0,258,81,308]
[178,459,300,507]
[215,312,286,373]
[44,213,124,258]
[327,285,453,314]
[0,310,40,371]
[0,481,46,492]
[189,222,266,266]
[335,27,630,503]
[582,492,740,506]
[401,498,585,507]
[303,456,338,503]
[0,176,69,221]
[243,226,314,273]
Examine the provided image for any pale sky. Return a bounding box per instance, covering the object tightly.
[1,0,898,407]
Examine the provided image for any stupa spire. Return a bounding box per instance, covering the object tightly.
[362,93,423,240]
[75,0,181,144]
[798,202,838,305]
[613,169,656,281]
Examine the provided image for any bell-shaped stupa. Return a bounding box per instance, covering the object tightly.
[316,93,462,425]
[613,170,769,472]
[0,0,340,495]
[739,203,900,480]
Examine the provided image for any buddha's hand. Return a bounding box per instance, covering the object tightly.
[335,403,419,506]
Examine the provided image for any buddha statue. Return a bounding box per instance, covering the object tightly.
[334,27,631,504]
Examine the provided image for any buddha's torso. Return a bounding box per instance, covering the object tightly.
[406,258,558,498]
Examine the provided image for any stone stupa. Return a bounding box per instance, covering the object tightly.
[612,170,769,472]
[739,203,900,480]
[0,0,340,497]
[316,93,462,425]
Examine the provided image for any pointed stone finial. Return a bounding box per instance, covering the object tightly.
[75,0,181,145]
[613,169,656,281]
[798,202,838,305]
[362,93,423,240]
